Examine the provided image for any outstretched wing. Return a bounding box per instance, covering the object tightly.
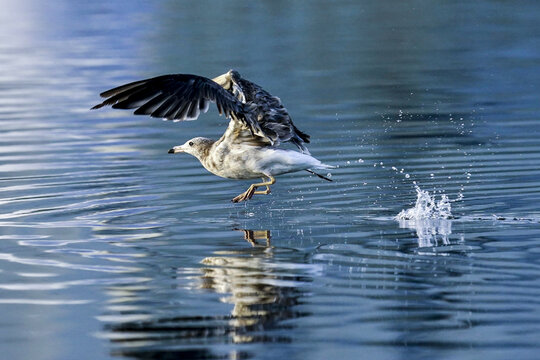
[234,76,311,153]
[91,74,263,135]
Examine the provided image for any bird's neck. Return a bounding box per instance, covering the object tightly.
[197,140,226,176]
[194,140,216,163]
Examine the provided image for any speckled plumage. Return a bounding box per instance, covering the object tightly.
[93,69,332,202]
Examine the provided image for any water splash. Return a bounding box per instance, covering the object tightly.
[396,185,453,221]
[396,185,457,248]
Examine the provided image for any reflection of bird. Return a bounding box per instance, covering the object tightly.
[92,70,333,202]
[198,229,303,341]
[235,228,271,247]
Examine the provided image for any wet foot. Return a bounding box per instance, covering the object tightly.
[231,186,256,202]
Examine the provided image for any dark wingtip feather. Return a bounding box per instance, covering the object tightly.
[294,125,311,143]
[305,169,333,182]
[91,103,105,110]
[99,80,148,98]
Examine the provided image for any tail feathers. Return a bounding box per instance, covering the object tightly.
[306,169,333,182]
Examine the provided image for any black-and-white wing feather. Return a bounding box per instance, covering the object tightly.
[91,74,262,135]
[233,75,311,153]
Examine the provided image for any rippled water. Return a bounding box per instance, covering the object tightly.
[1,1,540,359]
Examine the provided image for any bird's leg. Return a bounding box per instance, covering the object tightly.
[253,176,275,196]
[231,184,257,203]
[231,176,276,202]
[254,176,274,195]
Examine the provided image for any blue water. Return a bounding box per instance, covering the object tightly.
[1,1,540,359]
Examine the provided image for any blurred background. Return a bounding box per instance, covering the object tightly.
[0,1,539,359]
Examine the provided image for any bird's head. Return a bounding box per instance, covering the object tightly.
[168,137,214,160]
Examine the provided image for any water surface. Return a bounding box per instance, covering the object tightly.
[1,1,540,359]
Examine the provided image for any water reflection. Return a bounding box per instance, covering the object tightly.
[234,228,271,247]
[103,229,311,358]
[200,236,308,343]
[398,218,454,248]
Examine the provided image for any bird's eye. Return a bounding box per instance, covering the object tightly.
[189,141,194,146]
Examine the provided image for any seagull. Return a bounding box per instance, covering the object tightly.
[92,70,333,202]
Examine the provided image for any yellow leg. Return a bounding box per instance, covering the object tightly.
[231,176,275,202]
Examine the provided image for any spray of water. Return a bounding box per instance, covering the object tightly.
[396,185,453,220]
[396,185,459,248]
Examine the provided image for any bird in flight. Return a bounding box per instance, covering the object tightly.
[92,70,333,202]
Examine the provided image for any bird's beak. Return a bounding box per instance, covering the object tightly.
[168,145,184,154]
